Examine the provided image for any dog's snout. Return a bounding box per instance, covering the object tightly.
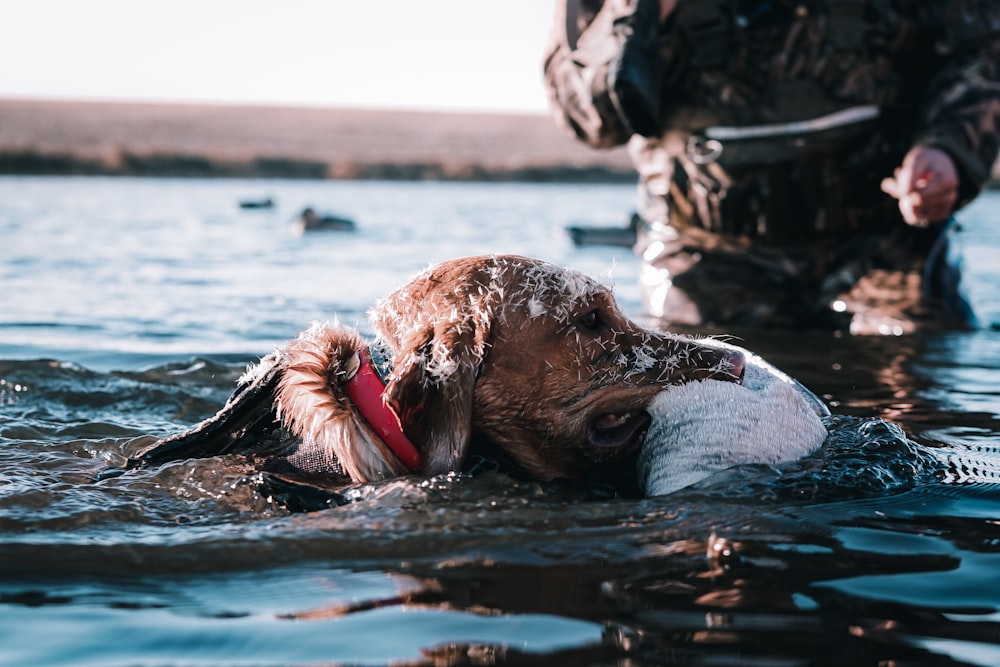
[723,349,745,383]
[694,345,745,384]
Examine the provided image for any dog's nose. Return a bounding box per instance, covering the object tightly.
[724,349,746,383]
[703,347,744,384]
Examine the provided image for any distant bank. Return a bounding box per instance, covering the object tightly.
[2,98,996,185]
[0,98,634,182]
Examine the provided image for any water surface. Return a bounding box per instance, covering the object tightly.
[2,177,999,665]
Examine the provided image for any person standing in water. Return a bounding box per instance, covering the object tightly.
[544,0,1000,333]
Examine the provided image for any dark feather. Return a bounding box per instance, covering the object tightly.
[128,355,287,468]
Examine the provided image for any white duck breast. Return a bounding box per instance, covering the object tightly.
[639,347,830,497]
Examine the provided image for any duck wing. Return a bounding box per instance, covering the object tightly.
[128,354,288,467]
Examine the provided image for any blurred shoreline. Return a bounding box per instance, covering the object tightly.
[3,98,996,186]
[0,98,634,182]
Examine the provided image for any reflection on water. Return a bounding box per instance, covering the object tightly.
[0,178,999,665]
[2,344,999,665]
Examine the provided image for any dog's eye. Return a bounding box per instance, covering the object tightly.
[579,309,603,330]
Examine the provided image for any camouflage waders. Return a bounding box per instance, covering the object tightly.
[544,0,1000,332]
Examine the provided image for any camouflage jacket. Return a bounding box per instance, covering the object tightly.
[544,0,1000,243]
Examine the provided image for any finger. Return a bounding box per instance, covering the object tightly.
[912,172,932,190]
[881,176,901,199]
[913,187,958,218]
[907,193,956,224]
[912,177,958,203]
[899,193,922,225]
[918,190,958,211]
[905,193,929,220]
[894,163,914,194]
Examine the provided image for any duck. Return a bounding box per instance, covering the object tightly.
[292,207,357,234]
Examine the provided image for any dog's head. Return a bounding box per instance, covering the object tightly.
[372,255,744,481]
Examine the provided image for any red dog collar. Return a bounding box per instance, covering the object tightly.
[344,347,422,472]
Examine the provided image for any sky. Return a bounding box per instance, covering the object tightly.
[2,0,557,113]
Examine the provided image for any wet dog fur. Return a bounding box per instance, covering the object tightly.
[132,255,745,486]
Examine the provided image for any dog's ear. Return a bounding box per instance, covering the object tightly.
[382,322,487,477]
[373,256,499,476]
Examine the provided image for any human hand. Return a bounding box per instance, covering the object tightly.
[880,146,959,227]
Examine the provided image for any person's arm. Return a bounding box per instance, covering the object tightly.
[882,8,1000,225]
[543,1,633,148]
[543,0,674,149]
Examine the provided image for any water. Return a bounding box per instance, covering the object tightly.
[1,176,999,666]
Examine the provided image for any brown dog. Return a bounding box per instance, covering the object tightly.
[131,255,744,486]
